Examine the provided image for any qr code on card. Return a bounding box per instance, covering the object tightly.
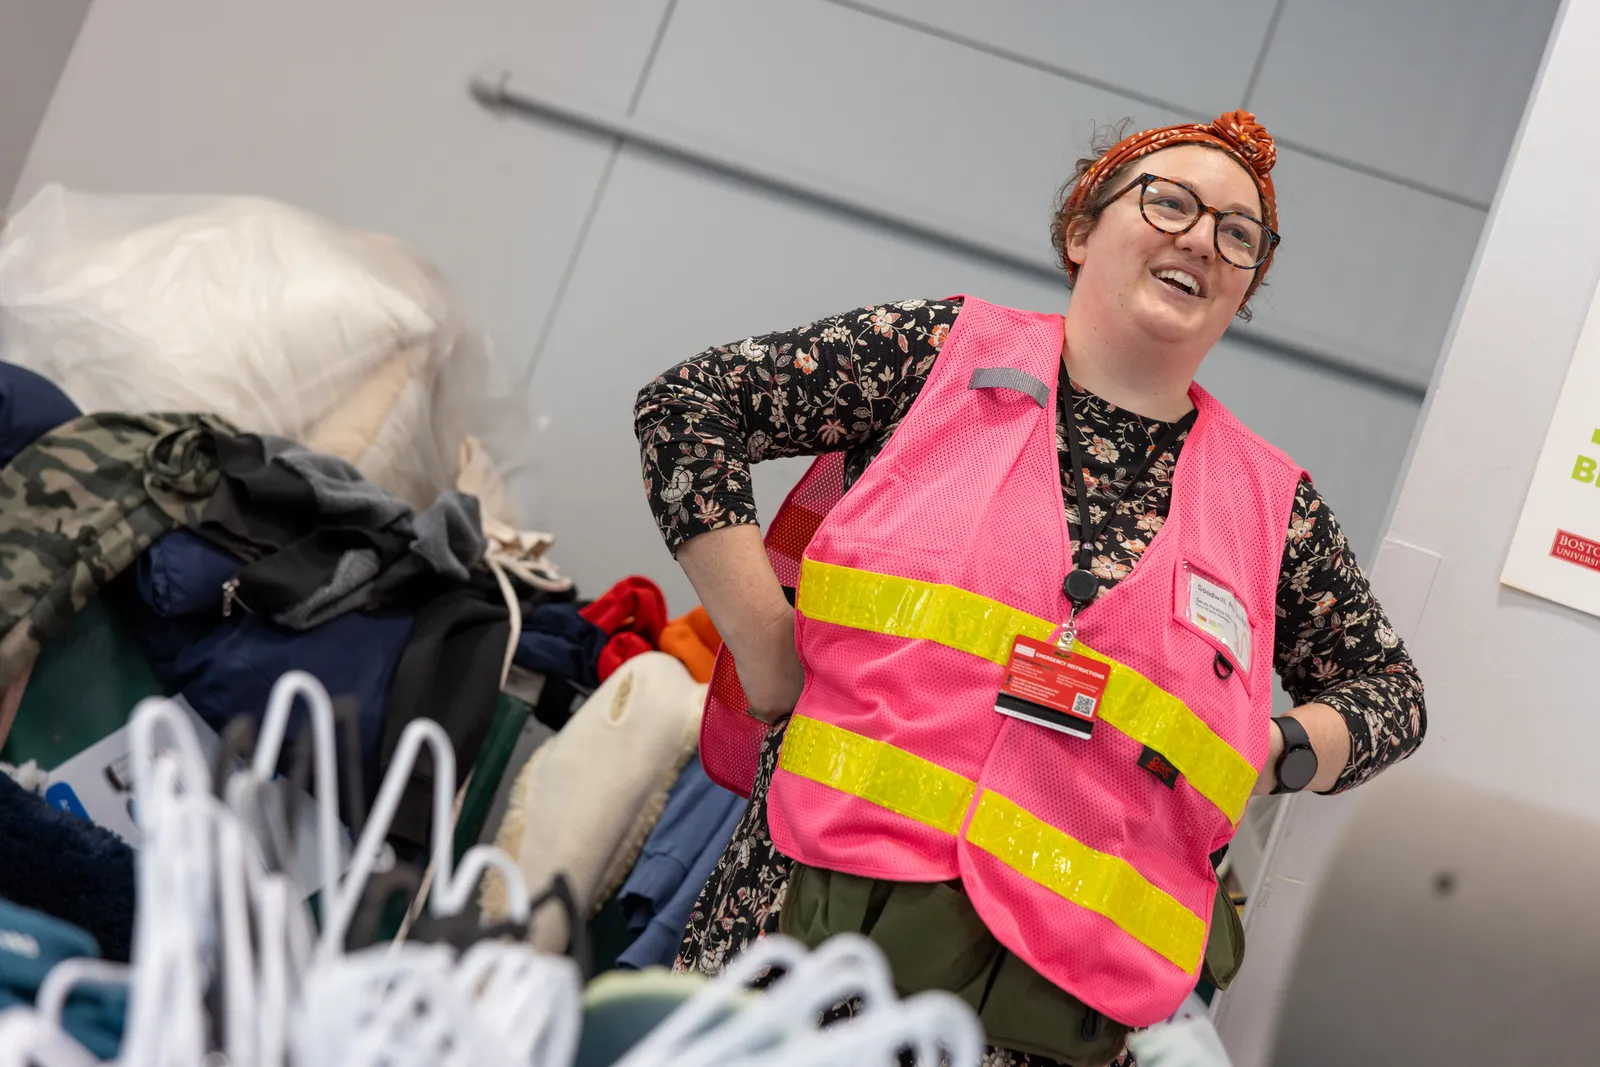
[1072,693,1096,718]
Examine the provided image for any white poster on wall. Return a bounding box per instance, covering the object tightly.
[1503,277,1600,614]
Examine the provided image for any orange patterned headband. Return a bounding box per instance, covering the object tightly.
[1064,110,1279,290]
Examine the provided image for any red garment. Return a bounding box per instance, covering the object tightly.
[581,576,668,681]
[596,632,653,683]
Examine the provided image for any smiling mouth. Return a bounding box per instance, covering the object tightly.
[1152,268,1202,298]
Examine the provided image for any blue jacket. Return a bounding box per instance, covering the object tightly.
[121,531,412,780]
[0,361,80,466]
[616,757,745,970]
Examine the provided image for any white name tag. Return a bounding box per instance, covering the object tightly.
[1187,567,1251,669]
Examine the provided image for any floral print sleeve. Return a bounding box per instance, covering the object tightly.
[1275,477,1427,792]
[633,298,960,550]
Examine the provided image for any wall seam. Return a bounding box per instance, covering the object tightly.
[816,0,1490,211]
[1242,0,1289,107]
[520,0,682,388]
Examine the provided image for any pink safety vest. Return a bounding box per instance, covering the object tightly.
[701,296,1302,1025]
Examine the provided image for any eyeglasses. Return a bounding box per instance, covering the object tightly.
[1105,173,1281,269]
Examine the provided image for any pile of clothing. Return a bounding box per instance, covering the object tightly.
[0,188,744,1002]
[0,359,738,970]
[0,364,565,849]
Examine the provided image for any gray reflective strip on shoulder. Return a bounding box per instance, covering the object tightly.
[968,367,1048,408]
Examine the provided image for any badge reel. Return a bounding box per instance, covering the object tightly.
[1004,373,1195,740]
[1017,369,1195,741]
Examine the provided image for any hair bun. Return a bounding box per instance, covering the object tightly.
[1211,110,1276,178]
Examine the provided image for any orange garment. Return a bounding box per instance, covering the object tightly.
[659,606,721,683]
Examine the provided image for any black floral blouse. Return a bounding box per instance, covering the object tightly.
[633,296,1426,1065]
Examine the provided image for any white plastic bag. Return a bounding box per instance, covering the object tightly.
[0,185,525,518]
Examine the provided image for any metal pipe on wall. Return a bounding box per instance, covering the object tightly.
[469,68,1429,402]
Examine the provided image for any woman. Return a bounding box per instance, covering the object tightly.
[634,111,1425,1066]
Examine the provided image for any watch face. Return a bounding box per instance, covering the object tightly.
[1280,747,1318,791]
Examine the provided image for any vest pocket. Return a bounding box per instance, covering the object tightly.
[1201,877,1247,990]
[1172,559,1257,693]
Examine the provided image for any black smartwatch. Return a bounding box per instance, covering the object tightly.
[1270,715,1317,794]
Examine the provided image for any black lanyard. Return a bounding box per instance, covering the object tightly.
[1061,377,1197,611]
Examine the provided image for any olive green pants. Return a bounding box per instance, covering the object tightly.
[779,864,1244,1067]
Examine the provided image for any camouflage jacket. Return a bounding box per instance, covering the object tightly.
[0,413,236,690]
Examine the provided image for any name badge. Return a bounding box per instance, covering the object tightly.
[1183,563,1252,671]
[995,635,1110,739]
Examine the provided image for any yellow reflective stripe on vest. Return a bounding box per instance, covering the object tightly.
[777,716,1206,973]
[797,557,1256,825]
[798,557,1056,666]
[966,790,1206,973]
[779,715,978,835]
[1067,644,1254,824]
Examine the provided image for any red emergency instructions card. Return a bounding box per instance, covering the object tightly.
[994,635,1111,739]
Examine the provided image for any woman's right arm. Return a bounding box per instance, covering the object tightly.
[633,299,959,718]
[674,525,803,717]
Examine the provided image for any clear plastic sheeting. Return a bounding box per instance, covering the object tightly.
[0,185,527,518]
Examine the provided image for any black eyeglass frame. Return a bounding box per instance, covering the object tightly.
[1104,172,1281,269]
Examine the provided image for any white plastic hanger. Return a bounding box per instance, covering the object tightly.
[121,741,214,1067]
[289,934,583,1067]
[214,796,315,1067]
[229,671,344,917]
[318,716,530,958]
[18,672,983,1067]
[22,698,225,1067]
[453,941,583,1067]
[288,707,570,1067]
[33,959,129,1031]
[0,1010,101,1067]
[610,933,984,1067]
[605,933,804,1067]
[722,990,983,1067]
[125,698,214,1017]
[8,682,553,1067]
[291,943,490,1067]
[1126,1015,1237,1067]
[622,934,897,1066]
[210,675,547,1067]
[118,697,308,1067]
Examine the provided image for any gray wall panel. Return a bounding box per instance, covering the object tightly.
[0,0,90,205]
[847,0,1279,117]
[1196,336,1420,558]
[640,0,1177,254]
[1253,0,1560,204]
[1245,149,1485,383]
